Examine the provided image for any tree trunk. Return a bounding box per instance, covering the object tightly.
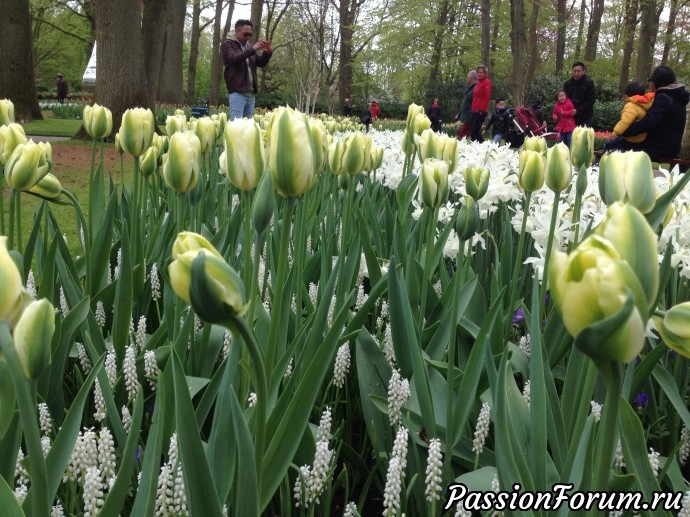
[584,0,605,61]
[251,0,263,39]
[618,0,638,93]
[481,0,491,68]
[222,0,236,40]
[635,0,656,82]
[94,0,148,133]
[661,0,679,64]
[510,0,527,102]
[525,0,540,89]
[0,0,42,121]
[187,0,202,105]
[158,0,185,104]
[338,0,357,106]
[555,0,567,73]
[209,0,224,106]
[490,0,500,70]
[142,0,168,109]
[574,0,586,59]
[429,0,451,92]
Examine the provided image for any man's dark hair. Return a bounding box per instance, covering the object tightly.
[496,98,506,103]
[235,19,253,30]
[649,65,676,88]
[572,61,586,70]
[624,81,646,97]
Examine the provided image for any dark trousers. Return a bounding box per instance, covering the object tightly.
[470,111,488,142]
[602,136,640,153]
[457,121,471,139]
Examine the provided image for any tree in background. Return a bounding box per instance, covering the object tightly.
[94,0,148,131]
[1,0,42,121]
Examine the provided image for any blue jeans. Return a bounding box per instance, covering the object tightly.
[229,93,256,120]
[559,131,572,147]
[493,133,503,143]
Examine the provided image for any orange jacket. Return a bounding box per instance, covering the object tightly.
[613,92,655,143]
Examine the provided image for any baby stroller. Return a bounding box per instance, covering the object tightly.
[504,106,558,148]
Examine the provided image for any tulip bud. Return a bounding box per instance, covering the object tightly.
[518,149,545,192]
[166,114,187,137]
[216,112,228,135]
[415,129,439,162]
[309,118,329,174]
[463,166,490,200]
[161,131,201,193]
[172,231,224,259]
[120,108,155,157]
[658,302,690,358]
[0,123,27,166]
[571,126,595,169]
[419,158,449,208]
[371,146,384,171]
[405,103,425,131]
[328,140,345,175]
[0,236,30,329]
[83,104,113,139]
[341,132,369,176]
[522,136,546,153]
[268,107,316,198]
[194,116,216,154]
[169,233,247,322]
[222,118,265,191]
[252,170,275,234]
[594,202,659,311]
[544,142,572,193]
[114,132,124,154]
[139,146,158,177]
[598,151,656,214]
[28,173,62,199]
[438,135,458,174]
[325,120,337,134]
[4,140,51,191]
[13,299,55,380]
[549,235,647,363]
[152,133,167,160]
[0,99,15,126]
[455,196,479,241]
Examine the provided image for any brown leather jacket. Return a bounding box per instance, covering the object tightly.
[221,35,273,94]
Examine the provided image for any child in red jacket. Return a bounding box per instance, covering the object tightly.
[552,90,576,147]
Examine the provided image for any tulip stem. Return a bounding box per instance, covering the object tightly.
[16,190,23,251]
[419,206,438,328]
[242,191,253,289]
[540,190,561,304]
[247,229,264,326]
[8,187,15,249]
[508,192,532,326]
[88,137,96,250]
[0,323,51,516]
[570,164,588,250]
[227,315,267,500]
[266,198,295,381]
[591,360,622,498]
[0,167,5,235]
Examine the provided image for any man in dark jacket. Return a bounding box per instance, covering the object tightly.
[563,62,595,127]
[221,20,273,120]
[457,70,477,139]
[623,65,690,160]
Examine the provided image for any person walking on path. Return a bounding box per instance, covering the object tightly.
[457,70,478,140]
[343,98,353,116]
[56,74,68,103]
[221,19,273,120]
[563,61,595,127]
[470,65,492,142]
[552,89,576,147]
[428,98,442,132]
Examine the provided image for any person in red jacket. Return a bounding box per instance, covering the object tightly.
[470,65,492,142]
[370,100,380,120]
[552,89,576,147]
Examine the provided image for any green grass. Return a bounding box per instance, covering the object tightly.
[21,118,83,137]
